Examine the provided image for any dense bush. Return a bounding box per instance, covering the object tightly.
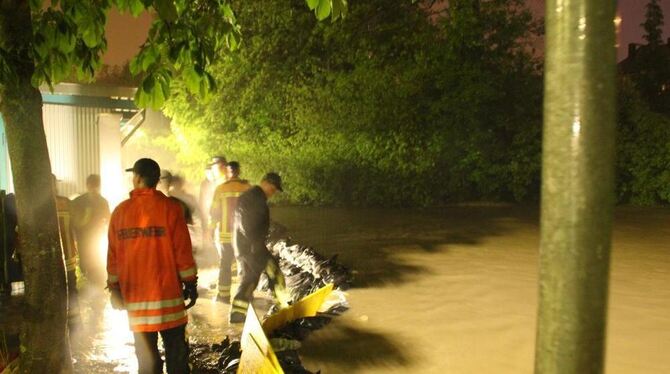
[616,80,670,205]
[162,0,545,206]
[161,0,670,207]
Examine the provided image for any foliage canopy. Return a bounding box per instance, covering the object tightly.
[163,0,544,206]
[0,0,347,108]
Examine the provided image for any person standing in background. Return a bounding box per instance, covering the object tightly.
[199,156,227,223]
[209,161,251,303]
[199,156,227,259]
[160,170,194,225]
[169,175,199,226]
[72,174,110,285]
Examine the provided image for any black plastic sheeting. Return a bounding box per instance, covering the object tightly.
[191,229,352,373]
[269,240,352,300]
[260,226,353,301]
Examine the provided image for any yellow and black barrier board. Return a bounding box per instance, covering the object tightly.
[238,305,283,374]
[262,283,334,335]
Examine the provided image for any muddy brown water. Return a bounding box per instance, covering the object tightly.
[271,206,670,374]
[41,206,670,373]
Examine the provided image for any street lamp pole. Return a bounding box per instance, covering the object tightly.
[535,1,617,373]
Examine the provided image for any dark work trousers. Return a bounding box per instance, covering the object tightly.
[216,242,235,298]
[133,324,190,374]
[230,250,286,316]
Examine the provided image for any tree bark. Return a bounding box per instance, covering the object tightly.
[0,0,73,372]
[535,1,616,373]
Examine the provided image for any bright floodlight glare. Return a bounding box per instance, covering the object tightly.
[92,303,137,372]
[99,113,126,208]
[98,234,108,277]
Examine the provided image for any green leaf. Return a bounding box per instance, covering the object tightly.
[130,0,146,16]
[306,0,319,10]
[168,43,182,63]
[29,0,43,10]
[205,71,216,92]
[134,87,148,108]
[183,67,201,94]
[159,75,170,99]
[129,55,142,76]
[57,29,77,54]
[31,69,45,89]
[155,0,178,22]
[142,74,155,92]
[222,3,235,21]
[226,31,241,51]
[82,31,97,48]
[174,0,188,15]
[331,0,347,21]
[316,0,332,21]
[141,46,159,70]
[33,33,49,58]
[146,83,166,109]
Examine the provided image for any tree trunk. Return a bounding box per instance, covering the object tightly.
[0,1,73,373]
[535,0,616,373]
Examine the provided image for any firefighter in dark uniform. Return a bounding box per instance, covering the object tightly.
[229,172,290,323]
[52,175,80,327]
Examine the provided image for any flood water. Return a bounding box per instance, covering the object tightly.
[271,206,670,374]
[70,206,669,373]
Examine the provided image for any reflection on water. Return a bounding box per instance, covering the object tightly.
[73,288,137,373]
[72,267,261,374]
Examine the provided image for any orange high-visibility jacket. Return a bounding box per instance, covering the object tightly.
[56,196,78,272]
[209,178,251,244]
[107,188,197,332]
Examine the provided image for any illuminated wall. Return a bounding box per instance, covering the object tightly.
[0,115,10,192]
[99,113,125,207]
[1,83,137,201]
[42,104,107,198]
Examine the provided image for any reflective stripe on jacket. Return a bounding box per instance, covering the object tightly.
[56,196,78,271]
[210,178,251,244]
[107,188,196,332]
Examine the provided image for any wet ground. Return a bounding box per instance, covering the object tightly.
[4,206,669,373]
[70,267,273,374]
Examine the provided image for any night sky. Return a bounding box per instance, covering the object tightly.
[103,1,670,65]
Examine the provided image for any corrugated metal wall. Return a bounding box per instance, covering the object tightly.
[42,105,107,198]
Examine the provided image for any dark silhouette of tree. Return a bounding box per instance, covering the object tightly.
[642,0,664,45]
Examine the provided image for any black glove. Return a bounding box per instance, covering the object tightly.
[183,280,198,309]
[109,288,125,310]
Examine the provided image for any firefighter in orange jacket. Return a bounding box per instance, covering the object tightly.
[107,158,198,374]
[52,175,80,328]
[209,161,251,303]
